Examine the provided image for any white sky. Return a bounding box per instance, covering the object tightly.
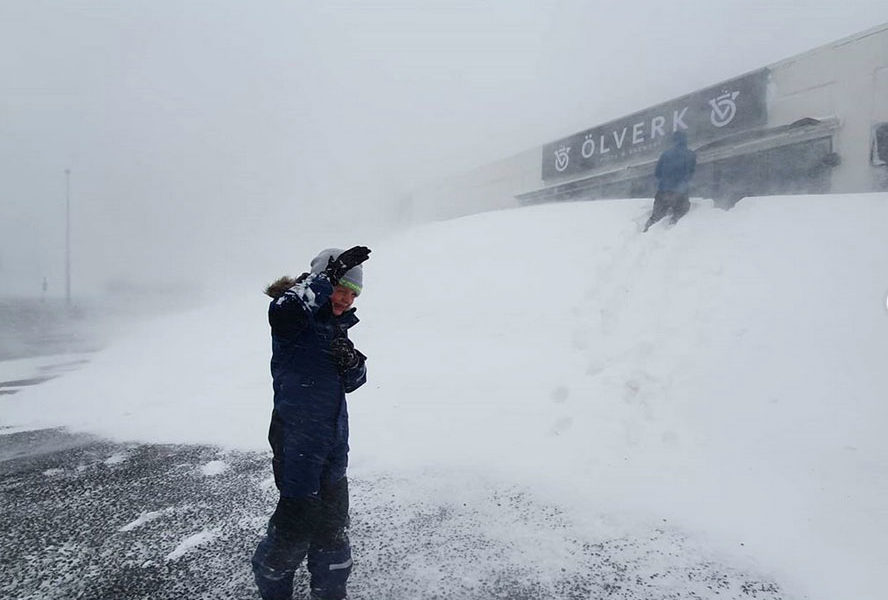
[1,1,886,296]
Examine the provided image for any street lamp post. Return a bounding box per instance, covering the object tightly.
[65,169,71,307]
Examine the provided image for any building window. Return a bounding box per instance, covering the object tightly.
[873,123,888,166]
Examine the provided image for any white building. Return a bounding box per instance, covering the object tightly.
[409,22,888,220]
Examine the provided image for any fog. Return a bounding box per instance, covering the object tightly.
[1,1,886,300]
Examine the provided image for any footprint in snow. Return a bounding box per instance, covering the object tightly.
[586,361,606,377]
[571,330,591,350]
[550,386,569,404]
[549,417,573,436]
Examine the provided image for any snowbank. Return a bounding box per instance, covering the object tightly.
[3,193,887,600]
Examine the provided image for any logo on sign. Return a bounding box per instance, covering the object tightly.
[709,91,740,127]
[554,146,571,172]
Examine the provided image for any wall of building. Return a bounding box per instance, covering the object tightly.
[768,23,888,193]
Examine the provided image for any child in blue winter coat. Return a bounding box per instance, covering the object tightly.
[252,245,371,600]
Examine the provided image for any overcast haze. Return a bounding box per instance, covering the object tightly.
[2,1,886,298]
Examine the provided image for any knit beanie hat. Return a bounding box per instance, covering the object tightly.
[309,248,363,295]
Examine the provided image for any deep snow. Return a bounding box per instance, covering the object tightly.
[2,194,887,600]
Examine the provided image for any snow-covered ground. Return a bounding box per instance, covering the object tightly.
[2,193,887,600]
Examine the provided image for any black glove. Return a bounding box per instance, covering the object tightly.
[323,246,371,285]
[329,337,360,372]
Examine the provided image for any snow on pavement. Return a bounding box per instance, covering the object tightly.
[1,429,787,600]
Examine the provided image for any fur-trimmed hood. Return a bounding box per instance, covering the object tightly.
[264,273,308,299]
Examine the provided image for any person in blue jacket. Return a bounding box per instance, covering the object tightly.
[252,245,371,600]
[644,131,697,231]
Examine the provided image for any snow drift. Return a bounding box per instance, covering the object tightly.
[3,193,887,600]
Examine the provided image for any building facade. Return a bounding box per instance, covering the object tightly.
[409,22,888,220]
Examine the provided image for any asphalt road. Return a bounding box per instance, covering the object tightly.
[0,426,792,600]
[1,428,268,600]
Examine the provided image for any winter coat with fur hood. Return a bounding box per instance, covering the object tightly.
[264,272,367,498]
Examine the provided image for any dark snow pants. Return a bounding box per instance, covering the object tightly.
[644,190,690,231]
[252,477,352,600]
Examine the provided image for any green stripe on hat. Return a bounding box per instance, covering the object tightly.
[338,278,362,295]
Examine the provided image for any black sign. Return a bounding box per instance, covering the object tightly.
[541,69,769,181]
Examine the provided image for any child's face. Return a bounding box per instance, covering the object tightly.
[331,285,357,316]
